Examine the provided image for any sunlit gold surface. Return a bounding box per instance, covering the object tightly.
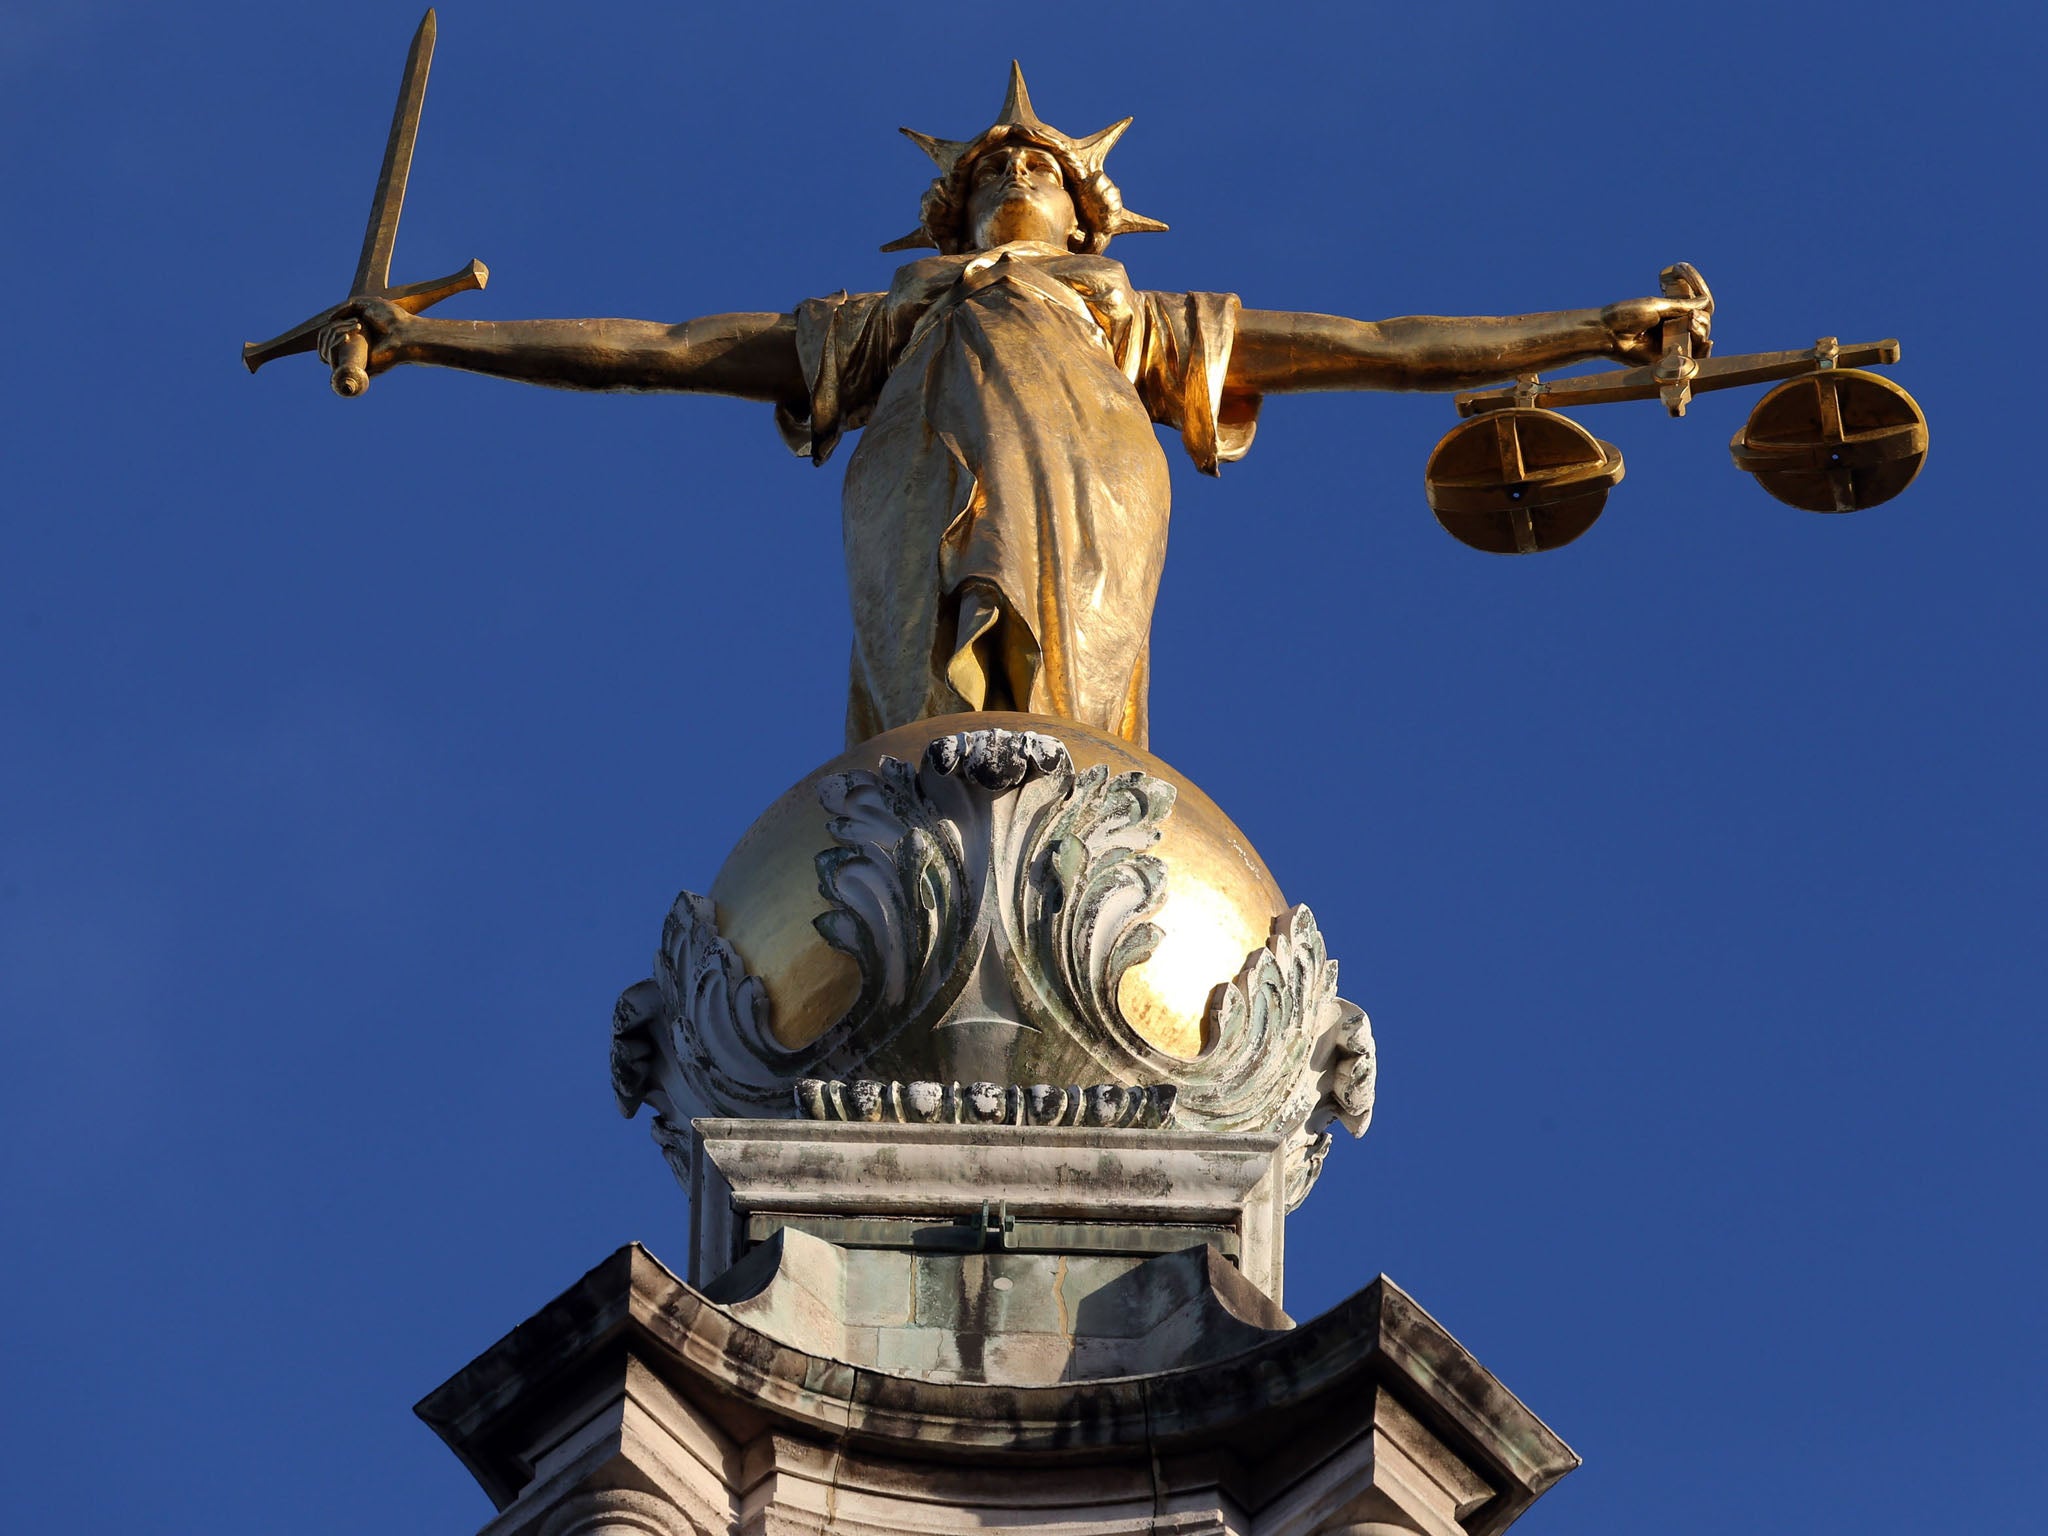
[1730,368,1927,513]
[710,714,1287,1061]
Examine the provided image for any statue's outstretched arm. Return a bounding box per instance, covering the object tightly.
[327,297,806,408]
[1228,286,1712,395]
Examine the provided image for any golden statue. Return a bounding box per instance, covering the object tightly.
[260,48,1715,750]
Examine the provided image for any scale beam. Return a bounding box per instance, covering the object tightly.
[1455,338,1902,418]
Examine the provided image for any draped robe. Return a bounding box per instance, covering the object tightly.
[776,242,1261,749]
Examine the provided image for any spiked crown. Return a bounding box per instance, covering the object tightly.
[883,62,1168,256]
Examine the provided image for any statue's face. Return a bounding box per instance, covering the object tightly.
[965,144,1078,250]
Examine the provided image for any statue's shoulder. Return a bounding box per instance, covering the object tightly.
[885,251,972,292]
[1042,250,1137,295]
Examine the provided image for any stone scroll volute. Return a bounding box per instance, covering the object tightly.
[612,727,1374,1204]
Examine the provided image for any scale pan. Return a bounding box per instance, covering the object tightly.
[1731,368,1927,513]
[1425,408,1624,555]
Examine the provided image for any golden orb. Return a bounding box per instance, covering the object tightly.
[709,712,1288,1063]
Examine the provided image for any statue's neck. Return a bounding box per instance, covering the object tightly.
[960,239,1068,262]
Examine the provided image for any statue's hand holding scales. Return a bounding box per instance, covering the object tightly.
[248,17,1925,746]
[1601,263,1714,369]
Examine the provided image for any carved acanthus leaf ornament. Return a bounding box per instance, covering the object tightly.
[611,728,1374,1201]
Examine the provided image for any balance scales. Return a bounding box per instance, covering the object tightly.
[1425,268,1928,555]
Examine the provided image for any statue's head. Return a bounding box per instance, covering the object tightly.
[883,63,1168,257]
[962,142,1078,251]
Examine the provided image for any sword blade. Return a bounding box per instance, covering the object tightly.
[350,8,438,297]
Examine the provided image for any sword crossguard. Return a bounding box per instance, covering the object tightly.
[242,258,489,393]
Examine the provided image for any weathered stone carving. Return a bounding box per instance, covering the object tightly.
[537,1488,695,1536]
[611,891,796,1173]
[813,726,1175,1061]
[1323,988,1378,1131]
[925,725,1069,789]
[795,1078,1176,1128]
[1284,1127,1333,1214]
[1013,743,1176,1048]
[645,1115,695,1190]
[613,729,1373,1203]
[812,751,972,1036]
[1180,905,1377,1206]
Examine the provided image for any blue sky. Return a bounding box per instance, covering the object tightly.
[3,3,2040,1532]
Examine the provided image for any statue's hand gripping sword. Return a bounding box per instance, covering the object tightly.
[242,10,486,397]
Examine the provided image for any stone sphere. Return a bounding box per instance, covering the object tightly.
[709,712,1288,1063]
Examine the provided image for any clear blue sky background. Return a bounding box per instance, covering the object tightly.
[3,3,2040,1532]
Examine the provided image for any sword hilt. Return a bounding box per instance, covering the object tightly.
[243,258,487,389]
[325,322,372,398]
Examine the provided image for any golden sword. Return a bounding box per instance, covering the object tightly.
[242,9,487,397]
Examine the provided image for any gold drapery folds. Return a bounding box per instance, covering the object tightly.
[776,249,1259,748]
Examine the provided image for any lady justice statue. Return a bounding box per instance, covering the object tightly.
[249,47,1926,1509]
[321,63,1712,750]
[256,37,1937,1529]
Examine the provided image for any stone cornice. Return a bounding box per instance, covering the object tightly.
[416,1243,1576,1536]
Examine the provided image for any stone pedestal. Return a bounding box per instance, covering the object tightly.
[687,1119,1289,1300]
[415,719,1573,1534]
[419,1123,1575,1536]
